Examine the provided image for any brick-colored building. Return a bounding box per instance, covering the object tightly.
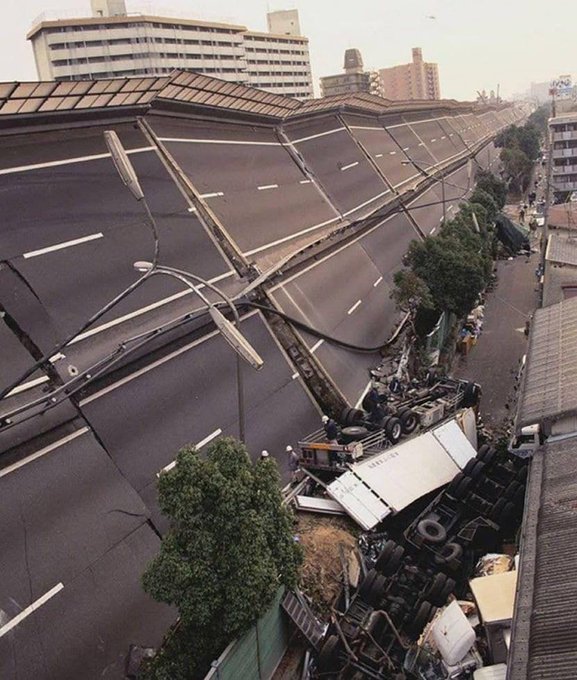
[379,48,440,101]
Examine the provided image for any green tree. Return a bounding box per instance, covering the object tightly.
[475,170,508,209]
[392,269,434,311]
[467,189,498,223]
[500,147,533,193]
[142,438,302,679]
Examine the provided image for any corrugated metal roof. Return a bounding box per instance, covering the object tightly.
[516,297,577,428]
[509,437,577,679]
[547,234,577,266]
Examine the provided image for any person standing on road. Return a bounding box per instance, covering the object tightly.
[519,206,526,225]
[286,445,299,484]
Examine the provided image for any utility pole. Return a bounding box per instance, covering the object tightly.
[541,88,556,287]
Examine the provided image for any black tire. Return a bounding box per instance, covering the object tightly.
[462,381,481,407]
[489,497,506,521]
[515,465,529,482]
[367,574,387,606]
[478,446,497,465]
[317,635,342,674]
[425,573,447,602]
[384,416,403,443]
[339,407,353,427]
[348,408,366,426]
[512,486,525,506]
[453,475,473,499]
[434,542,463,566]
[463,459,485,480]
[399,409,418,435]
[340,426,369,444]
[436,577,457,606]
[409,602,434,638]
[375,540,397,572]
[504,480,522,499]
[358,569,378,600]
[446,473,465,497]
[493,500,515,526]
[416,519,447,544]
[381,545,404,576]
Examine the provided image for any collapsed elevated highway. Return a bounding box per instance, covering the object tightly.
[0,71,522,678]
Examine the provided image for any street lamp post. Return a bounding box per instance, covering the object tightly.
[134,262,263,444]
[402,158,447,224]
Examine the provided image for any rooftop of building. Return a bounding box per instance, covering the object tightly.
[546,233,577,266]
[516,296,577,429]
[550,111,577,125]
[509,436,577,679]
[27,12,307,42]
[548,203,577,231]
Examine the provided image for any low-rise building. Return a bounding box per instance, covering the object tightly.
[379,48,440,101]
[27,0,313,100]
[543,234,577,306]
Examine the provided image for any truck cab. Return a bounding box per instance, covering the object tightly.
[508,423,541,458]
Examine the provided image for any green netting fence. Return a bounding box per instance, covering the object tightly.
[203,588,289,680]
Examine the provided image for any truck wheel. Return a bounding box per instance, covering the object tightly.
[434,542,463,566]
[504,480,522,499]
[446,473,464,496]
[317,635,342,674]
[409,602,435,638]
[358,569,378,600]
[340,426,369,444]
[384,416,403,443]
[463,459,485,480]
[477,446,497,465]
[399,409,419,434]
[375,540,397,572]
[417,519,447,544]
[425,573,447,602]
[367,574,387,606]
[462,382,481,407]
[380,545,404,576]
[493,500,514,526]
[515,465,529,482]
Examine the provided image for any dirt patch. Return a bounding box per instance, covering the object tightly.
[297,513,358,617]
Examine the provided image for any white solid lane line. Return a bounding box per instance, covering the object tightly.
[243,216,340,258]
[257,184,279,191]
[0,428,89,479]
[340,161,359,171]
[289,127,346,144]
[69,271,234,345]
[200,192,224,199]
[5,375,49,398]
[0,147,154,176]
[0,583,64,638]
[310,339,324,354]
[22,232,104,259]
[158,137,282,147]
[347,300,362,315]
[291,372,299,380]
[160,428,223,475]
[373,276,383,288]
[342,189,390,218]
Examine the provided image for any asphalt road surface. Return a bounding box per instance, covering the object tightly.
[454,253,539,432]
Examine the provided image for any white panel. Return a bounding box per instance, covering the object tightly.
[351,432,460,512]
[433,418,477,468]
[327,474,391,530]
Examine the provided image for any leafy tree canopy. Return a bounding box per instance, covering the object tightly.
[475,170,508,209]
[142,438,302,679]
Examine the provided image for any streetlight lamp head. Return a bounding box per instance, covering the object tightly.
[208,307,264,371]
[104,130,145,202]
[133,261,154,272]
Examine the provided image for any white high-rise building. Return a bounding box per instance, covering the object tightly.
[27,3,313,100]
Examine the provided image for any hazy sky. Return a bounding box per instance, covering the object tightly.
[4,0,577,100]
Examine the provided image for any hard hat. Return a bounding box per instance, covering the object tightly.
[261,450,269,458]
[286,445,293,452]
[321,415,329,423]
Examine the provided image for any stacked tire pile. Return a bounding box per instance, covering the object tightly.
[314,444,529,678]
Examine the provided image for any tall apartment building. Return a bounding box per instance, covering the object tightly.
[27,0,313,100]
[320,49,384,98]
[550,113,577,198]
[379,48,440,101]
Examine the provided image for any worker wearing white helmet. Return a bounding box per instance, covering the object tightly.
[260,450,270,460]
[286,445,300,484]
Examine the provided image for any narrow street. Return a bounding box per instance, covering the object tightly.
[454,247,539,433]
